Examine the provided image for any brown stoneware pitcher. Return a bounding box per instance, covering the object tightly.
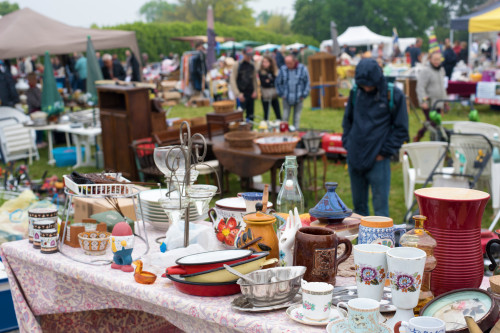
[293,226,352,284]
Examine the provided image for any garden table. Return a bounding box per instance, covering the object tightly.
[23,123,70,165]
[0,224,356,333]
[211,136,308,203]
[56,124,101,168]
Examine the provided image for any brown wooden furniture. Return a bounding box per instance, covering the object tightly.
[308,52,340,109]
[150,99,168,133]
[206,111,244,139]
[211,136,308,203]
[98,85,151,180]
[305,148,328,202]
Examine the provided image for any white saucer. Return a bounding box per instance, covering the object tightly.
[285,304,347,326]
[231,294,301,312]
[326,318,392,333]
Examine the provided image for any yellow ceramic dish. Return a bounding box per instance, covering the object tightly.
[182,252,277,283]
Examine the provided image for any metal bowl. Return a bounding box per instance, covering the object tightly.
[237,266,306,307]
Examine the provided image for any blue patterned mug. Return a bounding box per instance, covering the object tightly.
[394,316,446,333]
[337,298,382,333]
[358,216,405,248]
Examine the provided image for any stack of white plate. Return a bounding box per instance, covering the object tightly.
[137,189,207,231]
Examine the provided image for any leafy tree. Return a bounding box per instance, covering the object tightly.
[139,0,255,26]
[292,0,444,41]
[435,0,489,42]
[139,0,178,23]
[0,1,19,16]
[256,10,272,26]
[263,13,291,35]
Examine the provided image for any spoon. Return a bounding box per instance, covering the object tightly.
[223,264,257,284]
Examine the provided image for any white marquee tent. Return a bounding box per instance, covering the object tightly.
[320,25,416,56]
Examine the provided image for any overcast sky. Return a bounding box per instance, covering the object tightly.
[12,0,295,27]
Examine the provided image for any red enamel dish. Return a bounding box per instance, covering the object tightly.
[164,274,241,296]
[165,249,253,275]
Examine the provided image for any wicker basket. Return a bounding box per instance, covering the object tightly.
[224,131,257,148]
[254,136,300,154]
[213,100,235,114]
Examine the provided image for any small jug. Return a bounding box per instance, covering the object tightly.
[358,216,406,248]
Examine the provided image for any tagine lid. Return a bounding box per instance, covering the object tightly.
[309,182,352,220]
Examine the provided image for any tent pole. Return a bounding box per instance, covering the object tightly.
[450,30,454,44]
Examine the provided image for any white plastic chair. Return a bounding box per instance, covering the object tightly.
[453,121,500,140]
[400,142,454,211]
[0,123,39,164]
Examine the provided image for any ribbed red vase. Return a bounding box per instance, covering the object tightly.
[414,187,490,296]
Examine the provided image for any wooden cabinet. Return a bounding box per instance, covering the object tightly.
[98,85,151,180]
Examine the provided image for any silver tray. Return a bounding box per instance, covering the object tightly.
[231,294,301,312]
[332,286,396,313]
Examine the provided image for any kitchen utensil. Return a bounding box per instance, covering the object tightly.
[164,274,241,296]
[286,303,346,326]
[394,316,446,333]
[334,298,389,333]
[420,288,499,333]
[386,247,427,328]
[293,227,352,284]
[237,266,306,307]
[165,249,253,275]
[77,231,112,255]
[358,216,405,248]
[415,187,490,296]
[353,244,390,301]
[301,280,334,321]
[180,253,277,283]
[332,286,396,313]
[231,294,301,312]
[223,264,257,284]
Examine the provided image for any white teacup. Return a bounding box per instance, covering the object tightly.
[353,244,390,301]
[337,298,382,333]
[394,316,446,333]
[301,280,334,321]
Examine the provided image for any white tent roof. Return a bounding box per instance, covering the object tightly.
[338,26,392,46]
[286,43,305,50]
[254,44,280,52]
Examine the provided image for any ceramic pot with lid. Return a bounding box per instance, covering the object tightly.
[236,212,279,267]
[293,227,352,284]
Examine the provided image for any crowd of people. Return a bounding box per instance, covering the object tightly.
[189,43,311,128]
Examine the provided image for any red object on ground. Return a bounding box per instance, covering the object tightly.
[446,81,477,98]
[322,133,347,155]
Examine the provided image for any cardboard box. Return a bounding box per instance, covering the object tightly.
[73,197,137,223]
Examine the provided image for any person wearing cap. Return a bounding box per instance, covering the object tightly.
[230,47,258,121]
[342,58,408,217]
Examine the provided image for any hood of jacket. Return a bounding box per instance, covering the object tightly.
[355,58,386,96]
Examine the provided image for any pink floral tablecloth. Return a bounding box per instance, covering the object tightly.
[0,226,355,333]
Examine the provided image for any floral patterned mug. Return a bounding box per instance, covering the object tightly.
[301,281,334,321]
[394,316,446,333]
[337,298,382,333]
[353,244,390,301]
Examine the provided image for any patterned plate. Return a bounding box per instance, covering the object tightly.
[326,318,392,333]
[285,304,347,326]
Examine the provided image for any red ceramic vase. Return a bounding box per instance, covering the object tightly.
[414,187,490,296]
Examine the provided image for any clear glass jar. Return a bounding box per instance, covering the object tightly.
[276,156,304,215]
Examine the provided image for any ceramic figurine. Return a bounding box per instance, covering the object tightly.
[279,208,302,267]
[132,260,157,284]
[111,222,135,272]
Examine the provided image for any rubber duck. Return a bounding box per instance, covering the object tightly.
[132,260,157,285]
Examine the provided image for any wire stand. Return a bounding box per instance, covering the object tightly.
[58,186,150,265]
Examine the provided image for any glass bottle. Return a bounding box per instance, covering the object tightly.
[276,156,304,215]
[399,215,437,313]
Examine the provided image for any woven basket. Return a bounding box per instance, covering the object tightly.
[224,131,257,148]
[213,100,235,114]
[254,136,300,154]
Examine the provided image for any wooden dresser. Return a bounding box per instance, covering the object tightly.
[98,85,151,179]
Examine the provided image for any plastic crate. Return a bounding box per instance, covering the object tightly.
[0,259,18,332]
[63,173,133,196]
[53,146,85,167]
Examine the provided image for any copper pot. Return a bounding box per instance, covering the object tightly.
[293,227,352,284]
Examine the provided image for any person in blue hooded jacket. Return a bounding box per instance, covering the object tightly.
[342,58,409,217]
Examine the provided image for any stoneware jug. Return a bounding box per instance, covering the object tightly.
[238,211,279,267]
[293,227,352,284]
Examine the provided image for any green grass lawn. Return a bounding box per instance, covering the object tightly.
[4,96,500,227]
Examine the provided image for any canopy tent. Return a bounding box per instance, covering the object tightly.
[254,44,280,52]
[240,40,261,47]
[219,41,245,50]
[0,8,141,62]
[451,1,500,32]
[320,26,415,56]
[286,43,305,50]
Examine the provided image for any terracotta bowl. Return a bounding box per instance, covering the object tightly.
[77,231,111,256]
[135,271,157,285]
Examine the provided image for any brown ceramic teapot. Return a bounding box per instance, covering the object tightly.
[293,227,352,284]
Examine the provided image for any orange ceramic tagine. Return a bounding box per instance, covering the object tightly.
[133,260,157,285]
[237,211,279,268]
